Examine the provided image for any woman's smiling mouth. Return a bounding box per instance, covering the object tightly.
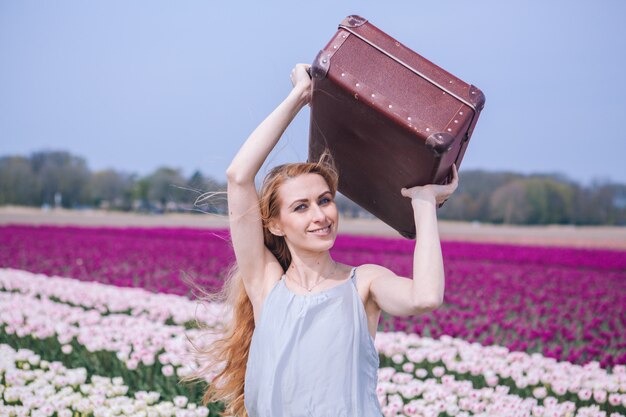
[308,225,332,235]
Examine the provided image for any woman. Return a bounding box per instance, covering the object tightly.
[185,63,458,417]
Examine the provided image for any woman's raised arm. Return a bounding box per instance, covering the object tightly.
[225,64,311,290]
[226,64,311,184]
[365,164,459,317]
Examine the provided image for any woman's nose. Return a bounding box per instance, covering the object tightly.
[310,203,326,221]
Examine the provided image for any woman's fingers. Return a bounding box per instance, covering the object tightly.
[451,164,459,183]
[447,164,458,184]
[401,164,460,203]
[289,64,313,106]
[291,64,311,83]
[442,164,459,192]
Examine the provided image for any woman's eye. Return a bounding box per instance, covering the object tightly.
[294,204,307,211]
[320,197,332,205]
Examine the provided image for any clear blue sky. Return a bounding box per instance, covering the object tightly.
[1,1,625,186]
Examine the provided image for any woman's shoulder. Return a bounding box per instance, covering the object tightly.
[354,263,395,278]
[351,264,396,290]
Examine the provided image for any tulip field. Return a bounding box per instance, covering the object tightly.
[1,224,625,417]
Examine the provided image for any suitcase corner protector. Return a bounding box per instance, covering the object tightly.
[311,50,330,79]
[426,132,455,156]
[340,15,368,28]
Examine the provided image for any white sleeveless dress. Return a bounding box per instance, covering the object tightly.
[244,266,383,417]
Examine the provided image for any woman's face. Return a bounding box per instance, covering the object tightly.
[271,173,338,253]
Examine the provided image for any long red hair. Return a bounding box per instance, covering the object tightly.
[182,152,338,416]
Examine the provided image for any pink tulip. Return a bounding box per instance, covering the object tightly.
[578,389,592,401]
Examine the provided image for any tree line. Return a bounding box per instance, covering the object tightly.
[1,150,625,225]
[437,170,626,225]
[0,150,226,215]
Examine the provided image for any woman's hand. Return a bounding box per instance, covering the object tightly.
[401,163,459,206]
[290,63,312,105]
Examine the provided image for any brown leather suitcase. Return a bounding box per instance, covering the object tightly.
[308,15,485,239]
